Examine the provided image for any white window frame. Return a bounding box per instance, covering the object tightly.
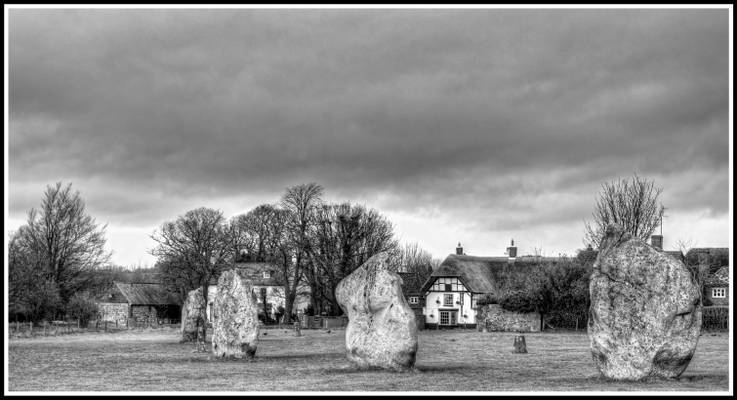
[712,288,726,298]
[443,293,454,307]
[263,271,271,279]
[408,296,418,304]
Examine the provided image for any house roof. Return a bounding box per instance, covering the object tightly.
[208,262,282,286]
[105,282,180,305]
[397,272,424,295]
[705,266,729,287]
[685,247,730,274]
[420,254,562,294]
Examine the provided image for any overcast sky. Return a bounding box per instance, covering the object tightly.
[6,7,732,268]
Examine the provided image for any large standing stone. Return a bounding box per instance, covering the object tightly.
[588,224,702,380]
[211,269,260,360]
[335,251,418,371]
[181,287,207,342]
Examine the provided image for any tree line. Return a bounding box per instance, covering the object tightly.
[10,173,691,330]
[150,183,439,329]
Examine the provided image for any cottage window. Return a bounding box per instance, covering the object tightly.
[712,288,726,298]
[263,271,271,279]
[408,296,418,304]
[443,294,454,307]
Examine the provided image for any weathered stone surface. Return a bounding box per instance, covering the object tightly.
[588,225,702,380]
[335,252,418,371]
[181,287,206,342]
[211,269,260,360]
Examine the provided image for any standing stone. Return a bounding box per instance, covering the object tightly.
[181,287,206,343]
[211,269,260,360]
[335,251,418,371]
[588,224,702,380]
[513,335,528,353]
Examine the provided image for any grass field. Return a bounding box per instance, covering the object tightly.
[7,327,730,392]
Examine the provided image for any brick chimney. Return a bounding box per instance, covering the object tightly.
[456,242,464,255]
[507,239,517,259]
[651,235,663,250]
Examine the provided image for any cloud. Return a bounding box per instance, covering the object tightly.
[7,8,730,266]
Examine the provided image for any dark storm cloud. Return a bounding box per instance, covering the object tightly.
[8,8,730,260]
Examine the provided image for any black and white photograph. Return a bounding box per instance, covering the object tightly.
[4,4,732,394]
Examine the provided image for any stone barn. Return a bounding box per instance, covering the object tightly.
[97,282,181,326]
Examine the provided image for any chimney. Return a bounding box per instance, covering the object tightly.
[456,242,464,255]
[651,235,663,250]
[507,239,517,259]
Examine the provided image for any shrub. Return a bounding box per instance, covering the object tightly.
[475,293,498,307]
[65,292,99,326]
[499,291,536,313]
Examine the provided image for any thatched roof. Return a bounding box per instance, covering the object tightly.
[102,282,180,305]
[705,266,729,287]
[420,254,563,295]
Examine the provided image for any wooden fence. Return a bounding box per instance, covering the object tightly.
[9,320,87,337]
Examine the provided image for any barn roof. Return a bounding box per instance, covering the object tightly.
[109,282,180,305]
[420,254,563,294]
[705,266,729,287]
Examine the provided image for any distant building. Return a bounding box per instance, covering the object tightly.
[703,266,729,306]
[205,260,311,322]
[420,240,562,330]
[97,282,181,325]
[397,271,426,329]
[683,247,729,306]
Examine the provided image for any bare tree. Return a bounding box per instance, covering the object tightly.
[9,228,62,321]
[306,202,398,315]
[15,182,111,305]
[231,204,282,261]
[584,173,665,249]
[151,207,234,339]
[390,241,434,284]
[675,237,696,255]
[280,183,324,322]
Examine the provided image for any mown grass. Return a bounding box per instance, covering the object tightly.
[7,328,730,392]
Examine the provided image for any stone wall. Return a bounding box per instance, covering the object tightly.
[476,304,541,332]
[131,305,158,323]
[97,303,129,325]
